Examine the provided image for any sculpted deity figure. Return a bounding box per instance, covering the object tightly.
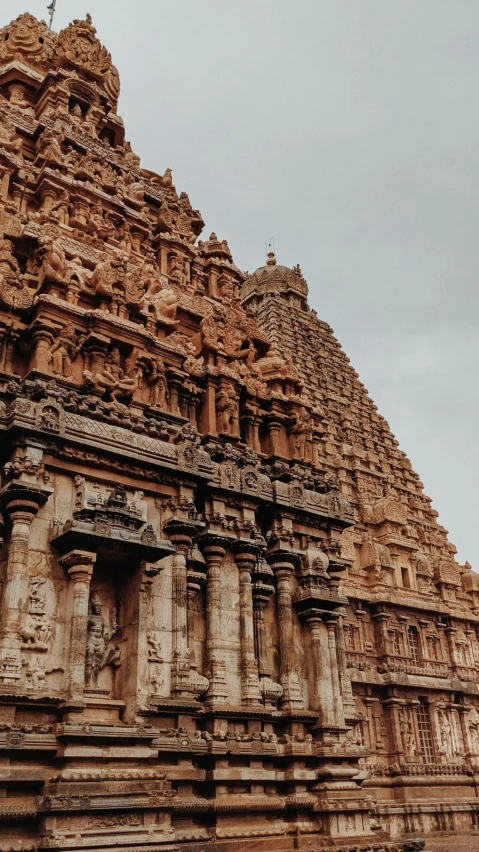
[150,665,164,694]
[290,407,312,461]
[24,658,47,691]
[399,709,417,758]
[123,140,141,168]
[91,256,126,299]
[85,592,118,689]
[117,220,133,253]
[38,235,67,285]
[200,304,228,354]
[36,129,67,168]
[119,171,145,205]
[89,201,112,239]
[0,238,33,311]
[218,272,236,304]
[0,105,22,155]
[216,385,239,436]
[69,102,83,126]
[8,84,33,114]
[48,323,85,378]
[141,267,178,323]
[83,347,137,403]
[146,356,168,409]
[168,254,188,288]
[48,189,71,226]
[147,631,163,662]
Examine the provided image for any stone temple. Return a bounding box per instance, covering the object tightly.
[0,12,477,852]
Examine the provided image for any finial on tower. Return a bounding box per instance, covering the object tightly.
[47,0,57,30]
[266,243,276,266]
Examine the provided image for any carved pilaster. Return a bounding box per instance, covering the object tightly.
[267,552,304,710]
[198,538,230,706]
[233,547,262,706]
[164,516,208,700]
[59,549,96,702]
[0,480,52,686]
[336,614,357,722]
[325,617,345,727]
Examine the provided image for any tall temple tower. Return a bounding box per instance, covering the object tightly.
[0,11,476,852]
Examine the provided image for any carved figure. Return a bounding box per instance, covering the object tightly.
[48,324,85,378]
[168,254,188,288]
[0,105,22,154]
[290,407,312,461]
[90,257,144,307]
[85,592,118,689]
[83,347,137,403]
[141,268,178,323]
[38,235,67,285]
[0,238,33,311]
[146,356,168,409]
[36,129,67,167]
[200,304,228,354]
[147,631,163,662]
[150,665,164,694]
[399,709,417,757]
[216,385,239,436]
[89,201,112,239]
[29,577,46,614]
[24,657,47,691]
[48,189,71,225]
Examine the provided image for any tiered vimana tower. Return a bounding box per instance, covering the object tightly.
[0,11,474,852]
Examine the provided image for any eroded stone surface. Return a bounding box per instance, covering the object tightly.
[0,10,475,852]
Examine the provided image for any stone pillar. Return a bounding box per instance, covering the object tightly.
[325,618,345,727]
[458,705,472,759]
[31,328,55,374]
[253,587,271,678]
[233,548,262,705]
[445,625,459,668]
[58,550,96,702]
[336,614,356,719]
[171,545,189,694]
[372,610,391,660]
[306,615,336,725]
[0,483,51,685]
[382,697,406,761]
[199,540,229,706]
[165,519,208,700]
[269,557,303,710]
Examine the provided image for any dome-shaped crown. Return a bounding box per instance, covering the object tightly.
[241,249,308,306]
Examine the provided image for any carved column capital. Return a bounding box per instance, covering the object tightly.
[59,549,97,581]
[163,516,202,553]
[1,481,52,518]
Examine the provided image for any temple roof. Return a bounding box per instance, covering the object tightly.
[242,249,309,304]
[0,12,120,108]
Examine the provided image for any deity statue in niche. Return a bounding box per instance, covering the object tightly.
[85,591,118,689]
[47,189,71,225]
[290,407,312,461]
[146,356,168,409]
[48,323,85,378]
[141,266,178,323]
[83,346,138,403]
[215,385,239,436]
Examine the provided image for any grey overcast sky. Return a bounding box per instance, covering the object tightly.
[3,1,479,566]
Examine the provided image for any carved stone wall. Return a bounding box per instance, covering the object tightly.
[0,10,468,852]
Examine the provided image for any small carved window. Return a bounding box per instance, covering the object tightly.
[408,626,421,665]
[416,698,434,763]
